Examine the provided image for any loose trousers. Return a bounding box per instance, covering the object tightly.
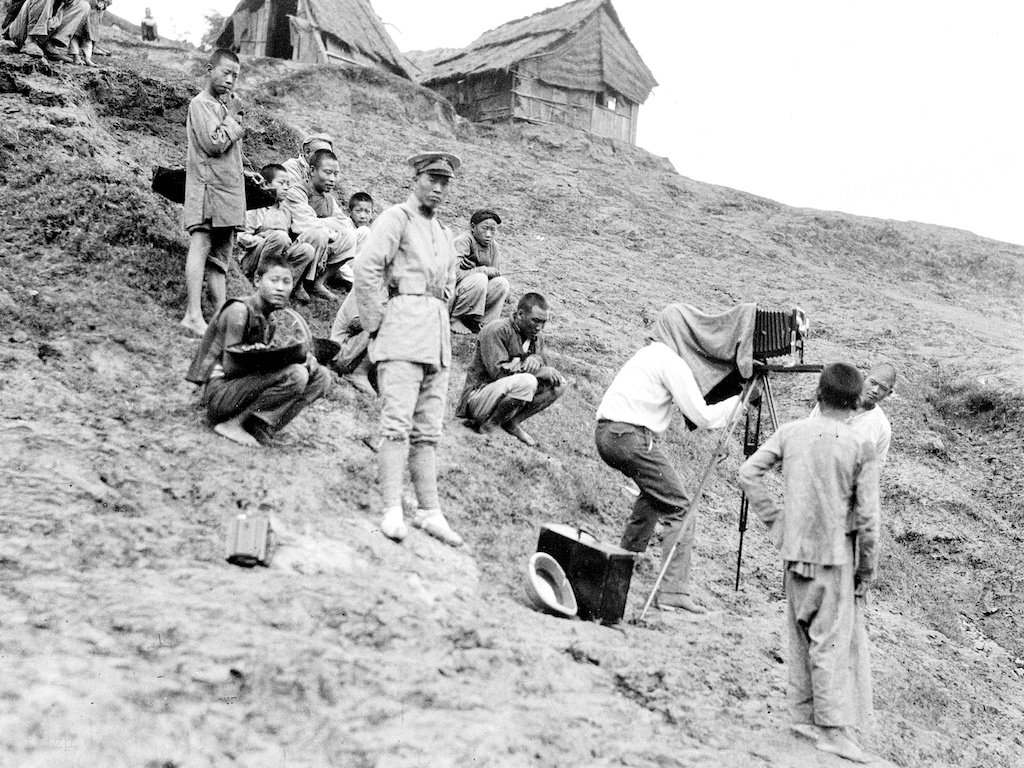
[450,273,509,325]
[785,561,856,727]
[203,363,330,431]
[595,420,693,597]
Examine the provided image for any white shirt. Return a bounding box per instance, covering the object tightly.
[810,402,891,468]
[596,342,742,435]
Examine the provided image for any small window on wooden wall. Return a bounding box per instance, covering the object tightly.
[596,90,617,111]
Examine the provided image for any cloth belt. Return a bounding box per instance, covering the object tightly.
[389,275,445,301]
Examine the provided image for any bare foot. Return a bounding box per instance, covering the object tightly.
[180,316,207,337]
[450,318,475,335]
[308,282,337,301]
[501,422,537,447]
[291,284,311,303]
[213,417,259,447]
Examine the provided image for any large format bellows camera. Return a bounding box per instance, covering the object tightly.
[753,307,808,363]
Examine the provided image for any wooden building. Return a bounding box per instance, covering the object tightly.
[216,0,411,79]
[419,0,656,144]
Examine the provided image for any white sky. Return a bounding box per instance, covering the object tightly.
[117,0,1024,245]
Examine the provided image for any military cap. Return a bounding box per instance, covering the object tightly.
[407,151,461,177]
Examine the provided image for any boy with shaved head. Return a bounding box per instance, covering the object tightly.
[739,363,880,763]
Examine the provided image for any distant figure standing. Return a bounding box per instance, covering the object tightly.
[738,363,880,764]
[3,0,91,62]
[180,48,246,337]
[353,151,463,547]
[140,7,157,41]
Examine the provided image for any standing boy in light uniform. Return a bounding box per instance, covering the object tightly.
[738,363,880,763]
[353,151,463,547]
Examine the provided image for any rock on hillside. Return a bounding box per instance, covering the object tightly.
[1,44,1023,767]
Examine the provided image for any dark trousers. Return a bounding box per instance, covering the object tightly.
[595,420,694,596]
[203,363,331,432]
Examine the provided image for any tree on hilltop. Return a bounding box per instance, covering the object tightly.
[199,11,225,51]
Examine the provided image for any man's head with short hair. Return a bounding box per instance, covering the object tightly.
[513,293,549,341]
[256,253,291,277]
[254,254,293,309]
[206,49,240,98]
[209,48,239,68]
[309,149,340,194]
[517,293,547,314]
[348,191,374,227]
[260,163,289,201]
[817,363,864,411]
[861,363,896,411]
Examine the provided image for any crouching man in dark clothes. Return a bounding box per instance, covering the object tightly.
[185,254,331,446]
[456,292,566,447]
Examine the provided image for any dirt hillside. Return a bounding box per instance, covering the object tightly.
[2,36,1023,768]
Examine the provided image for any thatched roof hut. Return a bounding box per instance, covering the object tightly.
[216,0,411,79]
[419,0,656,144]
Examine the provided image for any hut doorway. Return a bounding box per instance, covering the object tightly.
[267,0,296,59]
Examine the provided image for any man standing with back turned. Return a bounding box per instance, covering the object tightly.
[353,151,463,548]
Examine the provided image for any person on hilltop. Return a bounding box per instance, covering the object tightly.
[140,6,157,41]
[185,253,331,447]
[236,163,318,301]
[282,148,357,301]
[282,132,334,186]
[449,209,510,335]
[738,363,880,764]
[353,151,463,548]
[455,292,566,447]
[594,304,756,615]
[3,0,90,62]
[180,48,247,337]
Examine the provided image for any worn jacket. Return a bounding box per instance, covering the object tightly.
[353,195,457,368]
[452,231,501,277]
[456,317,545,416]
[184,90,245,230]
[737,416,880,583]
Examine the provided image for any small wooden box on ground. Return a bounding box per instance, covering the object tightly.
[225,514,273,567]
[536,523,635,624]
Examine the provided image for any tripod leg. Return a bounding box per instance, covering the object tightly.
[637,379,757,623]
[763,375,780,432]
[735,493,749,591]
